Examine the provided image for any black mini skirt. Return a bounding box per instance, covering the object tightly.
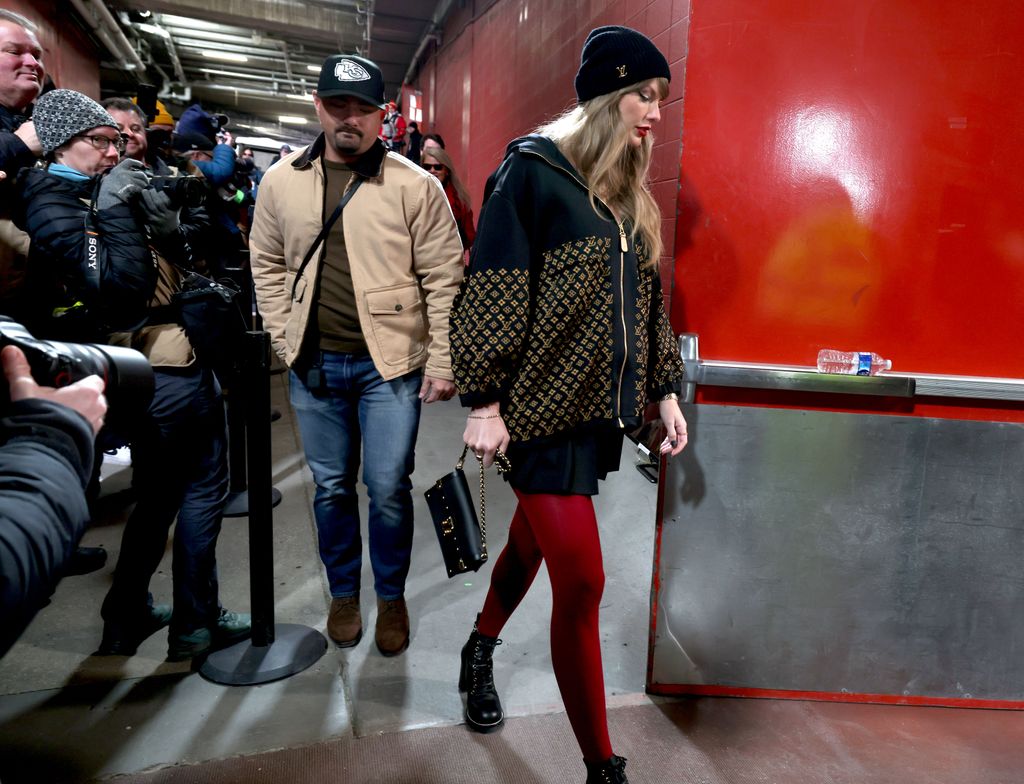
[504,425,625,496]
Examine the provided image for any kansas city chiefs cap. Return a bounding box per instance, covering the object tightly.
[316,54,387,110]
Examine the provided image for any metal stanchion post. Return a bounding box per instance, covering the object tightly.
[222,254,281,516]
[201,331,327,684]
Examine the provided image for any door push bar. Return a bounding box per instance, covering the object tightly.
[678,334,914,402]
[679,334,1024,403]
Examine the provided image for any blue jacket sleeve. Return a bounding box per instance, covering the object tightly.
[191,144,236,186]
[0,398,94,658]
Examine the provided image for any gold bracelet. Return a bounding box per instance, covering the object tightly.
[468,413,500,420]
[659,392,679,402]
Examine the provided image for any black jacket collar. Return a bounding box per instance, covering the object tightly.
[505,134,586,188]
[294,134,388,178]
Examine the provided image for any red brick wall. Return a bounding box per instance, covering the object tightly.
[415,0,691,291]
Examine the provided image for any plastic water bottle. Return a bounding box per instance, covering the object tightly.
[816,349,892,376]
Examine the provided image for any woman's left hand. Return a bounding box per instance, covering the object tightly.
[658,398,688,456]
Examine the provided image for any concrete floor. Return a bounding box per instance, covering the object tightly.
[0,374,663,782]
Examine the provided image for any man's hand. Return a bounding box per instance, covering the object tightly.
[97,158,148,210]
[419,375,455,403]
[14,121,41,156]
[137,189,180,239]
[2,346,107,435]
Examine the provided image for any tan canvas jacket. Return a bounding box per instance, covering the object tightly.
[249,136,464,380]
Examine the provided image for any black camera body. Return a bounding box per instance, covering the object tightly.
[0,317,154,427]
[148,174,207,209]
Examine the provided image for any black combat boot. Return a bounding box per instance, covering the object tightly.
[585,754,629,783]
[458,615,504,733]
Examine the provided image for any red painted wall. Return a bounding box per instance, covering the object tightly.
[416,0,690,287]
[673,0,1024,421]
[6,0,101,97]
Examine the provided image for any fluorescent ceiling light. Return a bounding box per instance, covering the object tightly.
[307,64,321,72]
[202,50,248,63]
[278,116,308,125]
[136,23,170,39]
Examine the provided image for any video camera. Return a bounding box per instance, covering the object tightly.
[0,317,154,421]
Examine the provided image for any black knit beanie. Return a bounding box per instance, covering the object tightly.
[574,26,670,103]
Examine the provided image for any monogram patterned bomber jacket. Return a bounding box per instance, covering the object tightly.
[450,135,683,444]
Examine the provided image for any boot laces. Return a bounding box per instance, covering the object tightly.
[470,637,501,693]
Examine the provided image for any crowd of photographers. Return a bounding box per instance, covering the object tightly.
[0,10,254,661]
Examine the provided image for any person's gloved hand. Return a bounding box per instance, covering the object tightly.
[96,158,148,210]
[136,188,180,239]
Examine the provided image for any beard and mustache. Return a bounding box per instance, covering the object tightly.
[332,123,365,155]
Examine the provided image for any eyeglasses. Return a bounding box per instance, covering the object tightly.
[422,163,446,172]
[74,134,127,154]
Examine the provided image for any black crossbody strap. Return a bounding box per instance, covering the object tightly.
[291,176,364,300]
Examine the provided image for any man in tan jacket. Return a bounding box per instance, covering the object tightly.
[250,54,464,656]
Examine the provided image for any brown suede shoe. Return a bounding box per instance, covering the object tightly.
[328,596,362,647]
[375,597,410,656]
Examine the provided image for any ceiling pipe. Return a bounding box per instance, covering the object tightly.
[197,82,314,105]
[402,0,456,86]
[69,0,125,70]
[69,0,148,74]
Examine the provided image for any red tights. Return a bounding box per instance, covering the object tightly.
[477,490,612,763]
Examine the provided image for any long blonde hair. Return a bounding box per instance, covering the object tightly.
[421,147,471,209]
[536,77,668,263]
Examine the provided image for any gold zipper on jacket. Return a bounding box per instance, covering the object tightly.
[522,147,633,428]
[616,220,628,428]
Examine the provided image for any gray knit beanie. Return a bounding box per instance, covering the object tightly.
[33,89,119,155]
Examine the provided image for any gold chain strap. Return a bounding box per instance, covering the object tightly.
[457,445,511,558]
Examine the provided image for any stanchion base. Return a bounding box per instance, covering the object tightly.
[223,487,283,517]
[199,623,328,685]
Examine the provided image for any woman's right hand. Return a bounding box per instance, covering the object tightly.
[463,403,509,468]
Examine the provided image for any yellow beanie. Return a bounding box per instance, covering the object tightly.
[132,96,175,128]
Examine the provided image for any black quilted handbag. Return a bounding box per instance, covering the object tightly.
[425,445,511,579]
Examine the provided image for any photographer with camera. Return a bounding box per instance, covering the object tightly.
[103,97,212,269]
[0,340,106,658]
[12,88,250,662]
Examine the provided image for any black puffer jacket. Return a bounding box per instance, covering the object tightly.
[14,167,156,341]
[0,398,93,658]
[0,104,36,188]
[450,135,683,443]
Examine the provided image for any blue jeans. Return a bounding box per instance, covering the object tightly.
[289,351,422,600]
[102,365,229,635]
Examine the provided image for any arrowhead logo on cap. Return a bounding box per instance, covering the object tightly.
[335,59,371,82]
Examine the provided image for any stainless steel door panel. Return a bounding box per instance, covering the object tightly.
[654,404,1024,700]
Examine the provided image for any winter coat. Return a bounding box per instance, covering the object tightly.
[0,103,35,319]
[14,167,156,341]
[0,398,94,658]
[250,136,464,379]
[450,135,683,443]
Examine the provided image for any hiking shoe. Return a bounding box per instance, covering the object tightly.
[96,604,172,656]
[215,609,252,644]
[375,597,409,657]
[327,596,362,647]
[166,609,251,662]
